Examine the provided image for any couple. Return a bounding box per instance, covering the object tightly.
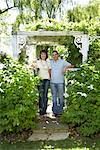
[34,50,73,117]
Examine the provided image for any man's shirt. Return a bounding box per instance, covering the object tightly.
[50,59,71,83]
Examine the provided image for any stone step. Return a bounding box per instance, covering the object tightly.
[36,120,68,131]
[28,130,69,141]
[28,116,69,141]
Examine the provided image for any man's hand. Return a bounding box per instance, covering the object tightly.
[63,65,74,72]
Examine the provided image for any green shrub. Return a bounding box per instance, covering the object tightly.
[61,62,100,136]
[0,57,40,133]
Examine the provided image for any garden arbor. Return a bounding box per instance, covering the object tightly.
[12,30,90,63]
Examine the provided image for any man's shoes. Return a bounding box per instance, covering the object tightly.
[54,114,62,117]
[54,114,58,117]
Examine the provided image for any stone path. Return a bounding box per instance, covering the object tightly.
[28,103,69,141]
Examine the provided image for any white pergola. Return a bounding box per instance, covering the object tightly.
[12,30,100,63]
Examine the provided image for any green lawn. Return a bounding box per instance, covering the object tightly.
[0,137,100,150]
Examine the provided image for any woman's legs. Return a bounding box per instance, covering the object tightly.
[39,79,50,115]
[43,80,50,114]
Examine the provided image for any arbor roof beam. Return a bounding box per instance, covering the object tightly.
[17,31,84,37]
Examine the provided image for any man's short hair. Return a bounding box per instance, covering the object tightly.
[52,50,59,55]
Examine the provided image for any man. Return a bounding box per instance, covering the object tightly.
[50,50,74,117]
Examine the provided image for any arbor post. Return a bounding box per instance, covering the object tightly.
[81,35,89,63]
[12,33,18,59]
[74,34,89,63]
[26,44,37,64]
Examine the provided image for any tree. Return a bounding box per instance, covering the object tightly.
[67,0,100,22]
[0,0,63,19]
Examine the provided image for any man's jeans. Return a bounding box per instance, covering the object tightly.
[51,83,64,115]
[39,79,50,115]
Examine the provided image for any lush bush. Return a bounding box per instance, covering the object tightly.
[0,56,40,133]
[61,62,100,136]
[88,40,100,68]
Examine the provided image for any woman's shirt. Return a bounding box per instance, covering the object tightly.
[36,59,51,80]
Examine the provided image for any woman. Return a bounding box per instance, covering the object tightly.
[35,50,51,116]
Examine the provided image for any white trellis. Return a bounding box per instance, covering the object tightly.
[11,31,100,63]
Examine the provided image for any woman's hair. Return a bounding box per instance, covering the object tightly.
[39,50,48,60]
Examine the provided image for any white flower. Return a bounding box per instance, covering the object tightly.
[0,88,4,93]
[88,84,94,90]
[64,93,69,97]
[77,92,87,97]
[81,73,85,76]
[81,93,87,97]
[0,63,5,70]
[68,79,76,85]
[71,80,75,84]
[0,83,2,86]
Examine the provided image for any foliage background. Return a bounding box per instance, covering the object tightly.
[0,0,100,136]
[0,55,39,133]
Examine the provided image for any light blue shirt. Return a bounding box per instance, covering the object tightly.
[50,59,71,83]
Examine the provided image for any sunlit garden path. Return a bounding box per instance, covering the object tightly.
[28,102,69,141]
[0,0,100,149]
[0,102,100,150]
